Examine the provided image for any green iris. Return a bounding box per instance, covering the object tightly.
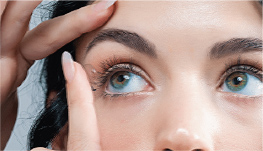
[110,71,131,89]
[225,72,248,91]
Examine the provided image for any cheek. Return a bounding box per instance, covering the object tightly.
[214,116,262,149]
[214,96,263,149]
[94,96,157,150]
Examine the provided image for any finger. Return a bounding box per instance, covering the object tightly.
[62,52,101,150]
[21,0,117,61]
[1,1,41,54]
[0,1,8,16]
[31,147,52,151]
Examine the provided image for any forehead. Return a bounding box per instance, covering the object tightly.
[102,1,261,36]
[77,1,261,61]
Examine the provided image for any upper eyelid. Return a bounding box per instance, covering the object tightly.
[217,64,262,89]
[93,63,153,91]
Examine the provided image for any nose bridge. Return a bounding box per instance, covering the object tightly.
[163,72,212,122]
[154,72,215,150]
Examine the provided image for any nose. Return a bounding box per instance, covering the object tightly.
[156,128,213,151]
[154,74,216,151]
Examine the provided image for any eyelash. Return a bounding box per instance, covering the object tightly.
[91,57,262,98]
[91,57,148,98]
[218,58,262,89]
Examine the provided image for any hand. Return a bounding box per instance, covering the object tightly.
[32,52,101,150]
[0,1,116,149]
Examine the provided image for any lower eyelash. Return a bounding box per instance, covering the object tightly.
[101,91,131,99]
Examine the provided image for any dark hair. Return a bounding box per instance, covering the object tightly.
[28,1,90,149]
[28,0,263,150]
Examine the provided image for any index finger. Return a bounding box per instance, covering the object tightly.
[62,52,101,150]
[21,0,116,61]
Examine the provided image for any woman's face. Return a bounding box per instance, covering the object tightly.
[66,1,262,150]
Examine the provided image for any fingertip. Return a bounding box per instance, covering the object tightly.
[77,0,117,33]
[31,147,51,151]
[92,0,117,12]
[66,61,93,104]
[62,51,75,83]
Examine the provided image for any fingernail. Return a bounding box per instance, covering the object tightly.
[93,0,117,12]
[62,51,75,83]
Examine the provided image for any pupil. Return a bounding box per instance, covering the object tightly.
[117,75,125,82]
[233,76,243,85]
[110,72,131,89]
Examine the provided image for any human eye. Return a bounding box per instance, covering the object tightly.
[107,70,148,93]
[220,65,263,96]
[89,57,153,98]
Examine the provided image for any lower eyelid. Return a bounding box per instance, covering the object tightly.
[102,91,155,100]
[219,92,262,108]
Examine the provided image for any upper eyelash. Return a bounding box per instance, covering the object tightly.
[225,65,263,80]
[95,63,143,88]
[90,56,148,97]
[99,56,135,72]
[218,64,263,89]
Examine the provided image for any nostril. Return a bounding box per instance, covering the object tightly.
[193,149,202,151]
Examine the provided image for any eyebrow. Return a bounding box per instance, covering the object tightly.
[86,29,262,59]
[209,38,262,59]
[86,28,157,58]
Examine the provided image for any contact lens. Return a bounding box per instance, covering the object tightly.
[225,72,248,91]
[110,71,131,89]
[83,64,98,91]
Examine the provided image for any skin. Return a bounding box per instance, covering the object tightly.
[72,1,261,150]
[1,1,262,151]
